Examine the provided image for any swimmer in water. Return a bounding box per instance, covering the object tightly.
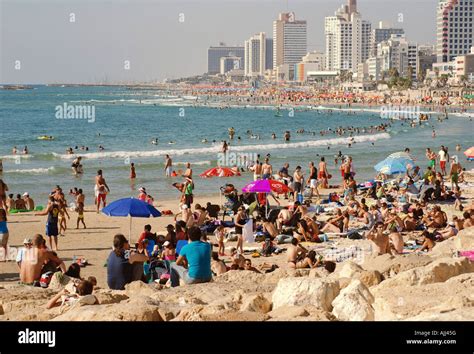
[456,144,461,151]
[271,133,276,139]
[168,141,176,145]
[432,130,436,138]
[201,139,208,143]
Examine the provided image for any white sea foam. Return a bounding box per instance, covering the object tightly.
[50,133,390,161]
[0,154,33,160]
[4,167,55,174]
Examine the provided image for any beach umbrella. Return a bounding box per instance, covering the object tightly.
[242,179,292,217]
[199,167,241,178]
[464,146,474,161]
[102,197,161,242]
[374,157,415,175]
[242,179,292,194]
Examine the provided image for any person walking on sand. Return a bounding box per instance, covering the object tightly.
[318,157,329,189]
[164,154,172,177]
[36,196,61,251]
[449,156,461,190]
[438,146,448,176]
[95,169,110,213]
[307,161,320,199]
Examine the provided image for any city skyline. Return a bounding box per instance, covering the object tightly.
[1,0,440,84]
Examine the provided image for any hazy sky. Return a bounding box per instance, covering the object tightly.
[1,0,438,84]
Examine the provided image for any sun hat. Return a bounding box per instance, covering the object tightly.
[22,192,29,197]
[23,238,32,244]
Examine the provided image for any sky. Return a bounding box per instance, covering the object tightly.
[0,0,439,84]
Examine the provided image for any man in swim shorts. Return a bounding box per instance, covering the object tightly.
[164,154,172,177]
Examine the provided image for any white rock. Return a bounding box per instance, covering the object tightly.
[272,278,340,312]
[339,261,363,278]
[332,280,375,321]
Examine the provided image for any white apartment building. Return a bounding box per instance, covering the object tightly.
[436,0,474,63]
[378,34,418,80]
[325,0,371,72]
[244,32,267,77]
[273,12,307,80]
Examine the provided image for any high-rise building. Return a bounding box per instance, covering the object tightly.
[436,0,474,63]
[370,21,405,57]
[207,44,245,74]
[325,0,372,72]
[265,38,274,71]
[273,12,307,79]
[244,32,267,77]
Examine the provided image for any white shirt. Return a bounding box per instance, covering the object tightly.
[439,150,447,162]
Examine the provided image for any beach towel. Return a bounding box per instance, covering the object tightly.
[459,250,474,262]
[243,219,254,243]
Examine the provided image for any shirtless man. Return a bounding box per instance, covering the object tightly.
[449,156,461,190]
[436,222,458,240]
[95,170,110,213]
[318,157,329,189]
[262,158,273,180]
[164,155,173,177]
[388,225,404,254]
[426,148,437,172]
[251,162,262,181]
[20,234,66,284]
[14,194,26,210]
[366,222,390,255]
[182,162,192,179]
[287,238,307,269]
[276,208,292,231]
[293,166,304,195]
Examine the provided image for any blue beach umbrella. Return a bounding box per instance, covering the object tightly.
[102,198,161,242]
[374,157,415,175]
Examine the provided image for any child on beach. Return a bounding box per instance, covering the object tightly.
[76,202,86,229]
[214,225,226,256]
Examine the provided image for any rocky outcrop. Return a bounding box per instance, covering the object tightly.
[272,278,340,311]
[240,293,272,313]
[332,280,374,321]
[338,261,363,278]
[379,257,474,287]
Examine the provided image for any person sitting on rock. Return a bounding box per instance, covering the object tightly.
[170,226,212,287]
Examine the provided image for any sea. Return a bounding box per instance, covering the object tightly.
[0,85,473,205]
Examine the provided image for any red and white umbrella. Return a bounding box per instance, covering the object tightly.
[199,167,240,178]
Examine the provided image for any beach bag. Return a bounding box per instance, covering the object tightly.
[40,271,54,288]
[347,231,363,240]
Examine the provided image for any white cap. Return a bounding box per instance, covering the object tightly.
[23,238,32,244]
[23,192,29,197]
[139,187,146,192]
[163,241,170,247]
[181,204,188,210]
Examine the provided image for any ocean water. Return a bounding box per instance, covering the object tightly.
[0,85,473,204]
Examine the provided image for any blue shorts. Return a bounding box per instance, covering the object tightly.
[46,222,59,237]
